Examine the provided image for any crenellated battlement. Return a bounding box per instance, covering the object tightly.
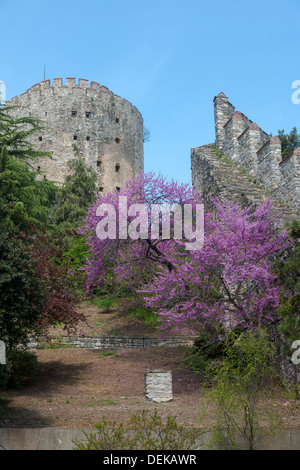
[211,92,300,212]
[9,77,141,116]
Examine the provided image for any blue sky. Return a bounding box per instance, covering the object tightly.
[1,0,300,185]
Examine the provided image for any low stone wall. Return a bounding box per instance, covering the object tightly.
[28,335,195,350]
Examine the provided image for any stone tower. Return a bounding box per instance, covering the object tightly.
[9,78,144,193]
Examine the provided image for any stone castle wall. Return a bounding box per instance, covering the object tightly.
[8,78,144,193]
[191,97,300,384]
[211,92,300,212]
[191,144,299,226]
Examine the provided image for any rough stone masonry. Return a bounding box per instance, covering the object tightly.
[144,370,173,403]
[192,92,300,215]
[8,78,144,193]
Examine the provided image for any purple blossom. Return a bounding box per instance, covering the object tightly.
[80,172,290,333]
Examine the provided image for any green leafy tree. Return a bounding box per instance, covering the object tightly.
[277,127,300,160]
[0,108,85,387]
[54,146,98,229]
[0,104,51,163]
[0,230,46,389]
[52,147,98,288]
[276,221,300,397]
[0,232,46,352]
[208,328,282,450]
[0,146,57,232]
[0,105,57,232]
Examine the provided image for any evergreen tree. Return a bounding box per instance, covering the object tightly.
[0,104,51,163]
[277,127,300,160]
[52,147,98,285]
[0,146,57,232]
[54,145,98,229]
[0,105,57,232]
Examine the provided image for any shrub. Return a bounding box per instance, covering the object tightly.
[128,305,160,328]
[184,333,224,373]
[0,365,9,390]
[208,328,282,450]
[73,409,206,450]
[0,349,38,389]
[95,295,116,313]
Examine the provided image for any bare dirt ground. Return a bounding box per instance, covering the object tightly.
[1,301,300,431]
[49,300,168,338]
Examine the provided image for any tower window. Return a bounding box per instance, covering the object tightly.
[116,118,119,123]
[85,112,91,118]
[115,138,120,143]
[99,187,103,192]
[96,160,101,168]
[115,163,120,173]
[71,110,77,117]
[86,136,90,141]
[37,166,41,171]
[73,135,77,140]
[39,136,43,141]
[45,111,47,116]
[116,186,120,192]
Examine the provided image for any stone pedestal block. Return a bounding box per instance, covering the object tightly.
[144,370,172,403]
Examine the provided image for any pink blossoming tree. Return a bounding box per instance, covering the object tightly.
[80,172,203,293]
[80,172,289,335]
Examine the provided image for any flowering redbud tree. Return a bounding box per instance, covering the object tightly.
[142,198,289,334]
[80,172,289,335]
[80,172,203,293]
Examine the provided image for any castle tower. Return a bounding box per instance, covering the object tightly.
[8,78,144,193]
